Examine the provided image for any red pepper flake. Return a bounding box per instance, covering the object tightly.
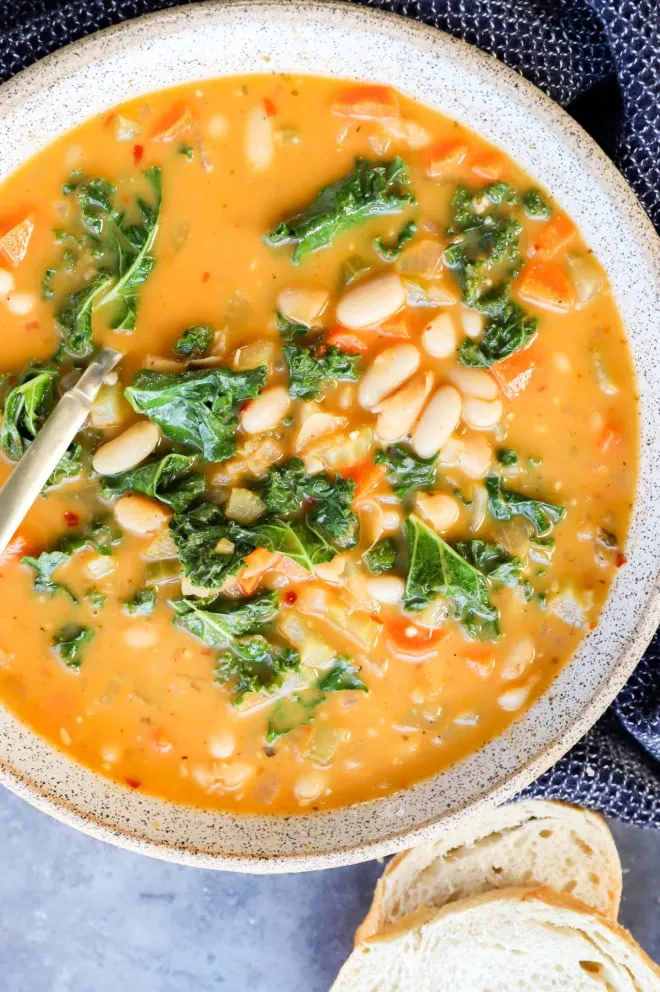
[263,97,277,117]
[239,399,253,414]
[63,510,79,528]
[283,590,298,606]
[201,271,211,283]
[125,777,142,789]
[133,144,144,165]
[615,551,627,568]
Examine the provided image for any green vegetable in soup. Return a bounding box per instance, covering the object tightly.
[319,658,367,692]
[54,168,162,353]
[264,157,415,263]
[486,476,566,537]
[52,624,94,670]
[375,444,437,499]
[283,340,361,399]
[364,538,397,575]
[123,588,156,616]
[254,519,335,570]
[404,515,500,640]
[84,589,106,614]
[170,502,259,591]
[172,593,300,702]
[522,188,552,219]
[22,549,76,601]
[23,517,122,600]
[496,448,518,466]
[458,302,537,367]
[124,365,266,462]
[374,220,418,262]
[0,361,83,489]
[260,460,359,550]
[173,324,214,359]
[99,453,205,512]
[267,691,324,742]
[455,540,524,588]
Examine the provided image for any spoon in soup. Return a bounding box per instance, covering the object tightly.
[0,347,122,556]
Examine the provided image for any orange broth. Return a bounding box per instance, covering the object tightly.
[0,76,637,813]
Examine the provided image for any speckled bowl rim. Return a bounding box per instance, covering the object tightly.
[0,0,657,873]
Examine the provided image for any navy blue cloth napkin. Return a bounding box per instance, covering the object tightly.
[0,0,658,825]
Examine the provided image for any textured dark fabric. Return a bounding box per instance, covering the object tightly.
[0,0,658,825]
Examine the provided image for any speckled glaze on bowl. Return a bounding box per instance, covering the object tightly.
[0,1,658,873]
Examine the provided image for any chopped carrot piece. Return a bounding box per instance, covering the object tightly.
[491,346,536,399]
[598,424,622,454]
[331,86,399,120]
[386,619,448,659]
[345,459,386,501]
[0,215,35,267]
[531,213,576,259]
[0,531,39,569]
[326,329,370,354]
[424,140,468,178]
[517,261,574,312]
[470,152,504,180]
[237,548,277,595]
[263,97,277,118]
[152,104,193,143]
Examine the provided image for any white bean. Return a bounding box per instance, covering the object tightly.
[461,309,483,340]
[207,113,228,138]
[415,492,460,532]
[449,365,499,400]
[245,105,274,172]
[114,494,172,535]
[411,385,462,458]
[381,508,403,531]
[498,683,532,712]
[462,396,503,430]
[438,436,465,466]
[501,636,536,680]
[336,273,406,330]
[123,623,158,648]
[93,421,160,476]
[422,313,456,358]
[358,344,420,410]
[374,371,433,443]
[294,771,326,803]
[208,729,235,759]
[0,269,14,297]
[459,435,493,478]
[366,575,405,604]
[240,386,290,434]
[7,291,36,316]
[277,287,329,327]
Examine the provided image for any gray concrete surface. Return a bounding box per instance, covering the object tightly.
[0,789,657,991]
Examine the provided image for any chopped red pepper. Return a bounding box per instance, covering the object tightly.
[133,144,144,165]
[63,510,79,528]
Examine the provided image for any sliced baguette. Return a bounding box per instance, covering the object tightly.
[334,886,660,992]
[356,800,622,943]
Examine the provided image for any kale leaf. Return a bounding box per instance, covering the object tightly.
[23,516,122,600]
[45,442,84,490]
[22,549,76,600]
[375,444,437,499]
[124,365,266,462]
[319,658,367,692]
[173,324,214,359]
[458,302,537,367]
[455,540,524,587]
[264,157,415,263]
[99,452,205,512]
[486,476,566,537]
[374,220,417,261]
[254,519,335,569]
[267,691,325,742]
[522,189,552,219]
[52,624,94,670]
[364,537,397,575]
[123,588,156,616]
[171,593,300,702]
[283,340,360,399]
[260,459,359,550]
[56,275,114,358]
[404,514,500,640]
[170,502,259,591]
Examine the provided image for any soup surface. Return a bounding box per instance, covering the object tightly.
[0,76,636,814]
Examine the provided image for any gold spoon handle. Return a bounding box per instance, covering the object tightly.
[0,347,122,555]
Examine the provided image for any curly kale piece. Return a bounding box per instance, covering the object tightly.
[458,302,537,367]
[375,444,437,500]
[173,324,214,359]
[265,157,415,262]
[99,453,205,512]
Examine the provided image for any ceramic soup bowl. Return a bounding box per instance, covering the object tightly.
[0,1,657,872]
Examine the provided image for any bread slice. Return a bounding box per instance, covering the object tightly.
[334,887,660,992]
[356,800,621,942]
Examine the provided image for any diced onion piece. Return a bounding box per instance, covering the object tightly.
[397,239,444,279]
[225,488,266,524]
[232,338,275,371]
[566,253,604,307]
[357,500,385,549]
[548,590,590,628]
[317,426,374,473]
[404,278,458,308]
[142,527,179,561]
[115,116,140,141]
[415,598,451,629]
[304,725,349,765]
[245,105,274,172]
[0,215,35,267]
[278,287,329,327]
